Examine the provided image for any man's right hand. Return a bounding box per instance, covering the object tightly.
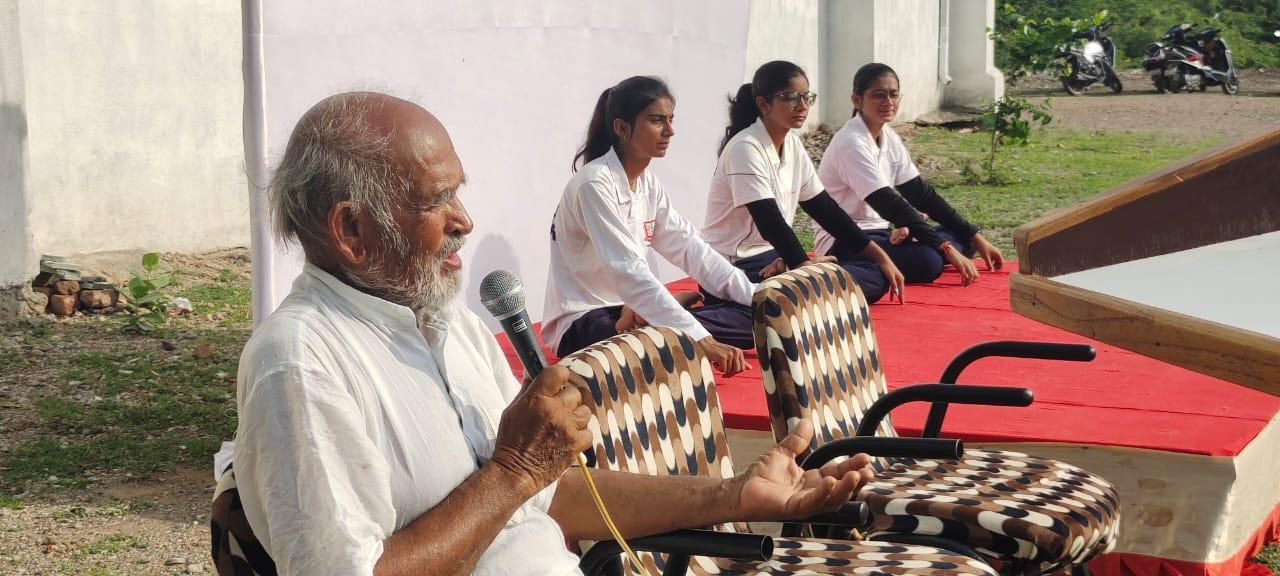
[698,336,747,378]
[490,366,593,495]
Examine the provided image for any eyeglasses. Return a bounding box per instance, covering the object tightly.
[771,91,817,108]
[866,90,901,102]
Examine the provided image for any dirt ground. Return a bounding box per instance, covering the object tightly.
[1,250,250,576]
[1011,68,1280,138]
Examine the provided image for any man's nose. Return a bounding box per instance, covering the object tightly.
[447,196,473,235]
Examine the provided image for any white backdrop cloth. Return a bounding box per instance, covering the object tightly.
[244,0,751,330]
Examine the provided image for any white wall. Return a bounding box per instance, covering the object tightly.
[874,0,942,121]
[247,0,751,328]
[17,0,246,262]
[0,0,33,289]
[946,0,1004,107]
[744,0,826,130]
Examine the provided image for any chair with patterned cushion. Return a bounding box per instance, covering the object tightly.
[751,263,1121,576]
[561,326,1001,576]
[210,466,277,576]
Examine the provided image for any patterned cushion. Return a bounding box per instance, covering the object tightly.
[560,327,997,576]
[210,467,277,576]
[750,264,1120,574]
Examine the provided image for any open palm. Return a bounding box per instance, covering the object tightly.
[732,419,873,521]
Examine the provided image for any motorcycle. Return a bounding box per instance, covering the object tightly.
[1057,22,1122,95]
[1152,24,1239,94]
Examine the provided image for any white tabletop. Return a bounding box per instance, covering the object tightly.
[1054,231,1280,340]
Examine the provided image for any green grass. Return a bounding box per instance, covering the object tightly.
[0,266,249,494]
[77,533,146,558]
[1255,543,1280,573]
[796,127,1220,256]
[903,128,1221,255]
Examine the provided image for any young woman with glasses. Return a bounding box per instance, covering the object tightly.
[541,76,752,376]
[817,63,1004,286]
[701,60,905,304]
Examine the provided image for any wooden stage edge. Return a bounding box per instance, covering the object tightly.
[1012,123,1280,396]
[1009,272,1280,397]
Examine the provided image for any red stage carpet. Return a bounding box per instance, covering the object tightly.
[499,262,1280,575]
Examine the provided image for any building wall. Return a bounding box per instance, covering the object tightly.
[873,0,943,121]
[17,0,246,266]
[0,0,33,290]
[946,0,1005,107]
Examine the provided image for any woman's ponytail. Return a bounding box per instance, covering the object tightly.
[573,88,614,172]
[720,83,758,154]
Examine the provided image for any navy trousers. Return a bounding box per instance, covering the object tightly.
[859,227,975,285]
[555,301,755,358]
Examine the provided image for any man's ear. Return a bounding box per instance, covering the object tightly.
[328,201,369,266]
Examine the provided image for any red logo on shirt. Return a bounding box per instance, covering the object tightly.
[643,220,656,244]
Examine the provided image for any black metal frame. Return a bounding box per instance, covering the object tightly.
[921,341,1094,438]
[579,529,772,576]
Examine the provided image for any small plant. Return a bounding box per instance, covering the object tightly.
[977,95,1053,184]
[117,252,174,333]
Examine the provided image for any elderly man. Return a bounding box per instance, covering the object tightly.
[230,92,874,576]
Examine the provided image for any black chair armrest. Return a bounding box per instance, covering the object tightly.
[800,501,871,529]
[579,529,772,576]
[858,384,1032,438]
[922,341,1093,437]
[801,437,964,471]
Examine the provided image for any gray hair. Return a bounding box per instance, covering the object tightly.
[268,93,410,259]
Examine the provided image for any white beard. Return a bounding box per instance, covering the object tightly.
[350,233,465,317]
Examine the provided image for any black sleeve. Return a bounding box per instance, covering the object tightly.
[744,199,810,267]
[798,192,871,253]
[863,187,947,248]
[896,176,979,239]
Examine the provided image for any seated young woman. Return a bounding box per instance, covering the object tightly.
[541,76,752,376]
[817,63,1004,286]
[702,60,905,304]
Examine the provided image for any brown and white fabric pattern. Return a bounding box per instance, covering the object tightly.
[560,326,997,576]
[751,264,1120,575]
[210,467,277,576]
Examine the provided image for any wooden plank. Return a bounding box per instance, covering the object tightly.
[1014,126,1280,277]
[1009,272,1280,397]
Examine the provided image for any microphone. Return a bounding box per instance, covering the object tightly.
[479,270,549,378]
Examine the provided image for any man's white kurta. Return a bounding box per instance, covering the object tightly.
[233,265,580,576]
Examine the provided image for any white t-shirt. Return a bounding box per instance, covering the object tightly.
[702,118,822,260]
[542,149,755,351]
[233,265,579,576]
[815,114,921,256]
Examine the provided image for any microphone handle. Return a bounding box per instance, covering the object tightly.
[499,309,549,379]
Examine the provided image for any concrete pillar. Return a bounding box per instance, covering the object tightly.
[822,0,875,126]
[945,0,1004,108]
[1,0,36,313]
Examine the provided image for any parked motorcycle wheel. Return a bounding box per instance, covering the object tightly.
[1222,71,1239,95]
[1106,75,1123,93]
[1153,76,1167,93]
[1061,77,1084,96]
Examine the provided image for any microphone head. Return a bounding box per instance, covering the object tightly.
[479,270,525,319]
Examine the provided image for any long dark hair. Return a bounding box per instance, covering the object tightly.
[573,76,675,171]
[720,60,807,154]
[851,63,899,117]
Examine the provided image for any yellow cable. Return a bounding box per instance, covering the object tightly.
[576,454,653,576]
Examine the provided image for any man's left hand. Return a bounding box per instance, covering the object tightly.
[728,419,873,521]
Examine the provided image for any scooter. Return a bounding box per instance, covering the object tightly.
[1155,24,1239,94]
[1057,22,1122,95]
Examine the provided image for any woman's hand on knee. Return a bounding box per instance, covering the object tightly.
[972,233,1004,272]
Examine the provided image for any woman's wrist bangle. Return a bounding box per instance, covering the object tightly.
[937,240,952,255]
